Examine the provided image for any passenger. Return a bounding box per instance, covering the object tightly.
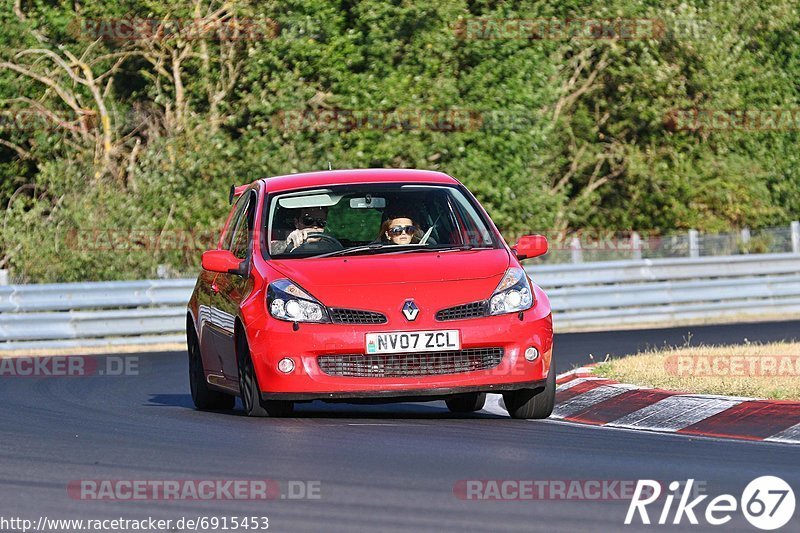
[379,215,424,245]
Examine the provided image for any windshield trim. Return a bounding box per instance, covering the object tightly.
[260,182,503,261]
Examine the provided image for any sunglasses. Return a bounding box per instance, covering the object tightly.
[388,225,417,236]
[301,215,326,228]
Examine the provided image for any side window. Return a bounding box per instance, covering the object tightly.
[221,193,249,250]
[451,193,493,246]
[423,192,456,245]
[230,192,256,259]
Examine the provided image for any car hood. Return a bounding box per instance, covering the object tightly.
[270,249,510,316]
[270,248,509,286]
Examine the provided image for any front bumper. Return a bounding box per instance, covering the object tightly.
[245,309,553,400]
[260,378,548,401]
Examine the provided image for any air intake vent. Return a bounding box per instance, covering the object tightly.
[317,348,503,377]
[435,301,487,321]
[328,308,387,325]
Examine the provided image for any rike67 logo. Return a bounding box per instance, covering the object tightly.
[626,477,795,530]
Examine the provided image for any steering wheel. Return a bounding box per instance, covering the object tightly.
[290,233,343,254]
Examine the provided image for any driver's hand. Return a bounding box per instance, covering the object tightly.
[286,227,324,250]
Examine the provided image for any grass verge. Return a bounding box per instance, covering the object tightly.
[593,342,800,401]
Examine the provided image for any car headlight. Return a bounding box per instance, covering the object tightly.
[267,279,329,323]
[488,267,534,315]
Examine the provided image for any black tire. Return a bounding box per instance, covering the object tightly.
[445,392,486,413]
[237,338,293,417]
[188,326,235,410]
[503,360,556,420]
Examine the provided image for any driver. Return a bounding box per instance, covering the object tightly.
[271,206,329,254]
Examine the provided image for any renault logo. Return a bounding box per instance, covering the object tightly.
[402,300,419,321]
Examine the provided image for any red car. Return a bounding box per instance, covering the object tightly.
[187,169,554,418]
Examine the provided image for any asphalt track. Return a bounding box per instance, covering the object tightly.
[1,321,800,532]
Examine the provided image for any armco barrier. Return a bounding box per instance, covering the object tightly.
[1,253,800,350]
[0,280,194,349]
[534,253,800,329]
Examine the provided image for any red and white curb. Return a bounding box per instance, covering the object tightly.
[484,366,800,444]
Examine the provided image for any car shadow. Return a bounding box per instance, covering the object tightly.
[293,401,506,419]
[146,393,200,409]
[145,394,507,419]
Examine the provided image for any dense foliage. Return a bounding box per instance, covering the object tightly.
[1,0,798,281]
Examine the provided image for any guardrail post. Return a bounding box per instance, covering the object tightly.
[631,231,642,260]
[688,229,700,258]
[792,221,800,254]
[741,227,750,254]
[570,236,583,263]
[0,269,8,286]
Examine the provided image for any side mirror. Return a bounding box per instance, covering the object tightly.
[202,250,245,274]
[511,235,548,260]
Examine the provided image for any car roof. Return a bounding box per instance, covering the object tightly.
[257,168,459,193]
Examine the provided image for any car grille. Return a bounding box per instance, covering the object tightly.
[317,347,503,378]
[435,301,487,321]
[328,308,387,325]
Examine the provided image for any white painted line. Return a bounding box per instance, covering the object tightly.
[347,423,413,426]
[555,376,606,393]
[764,422,800,444]
[610,395,744,432]
[557,366,593,379]
[552,384,639,419]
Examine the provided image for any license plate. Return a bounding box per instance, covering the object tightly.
[365,330,460,354]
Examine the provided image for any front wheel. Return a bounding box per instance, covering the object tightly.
[238,341,293,417]
[503,360,556,420]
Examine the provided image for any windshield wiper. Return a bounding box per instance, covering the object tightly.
[316,243,492,259]
[315,243,393,258]
[389,245,494,255]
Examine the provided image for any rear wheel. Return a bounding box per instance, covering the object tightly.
[188,326,235,410]
[503,360,556,420]
[445,392,486,413]
[237,337,293,417]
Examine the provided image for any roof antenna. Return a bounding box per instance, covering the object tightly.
[328,161,333,170]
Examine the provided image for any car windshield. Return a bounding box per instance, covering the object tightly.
[265,184,499,259]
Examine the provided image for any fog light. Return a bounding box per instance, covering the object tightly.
[524,347,540,362]
[277,358,295,374]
